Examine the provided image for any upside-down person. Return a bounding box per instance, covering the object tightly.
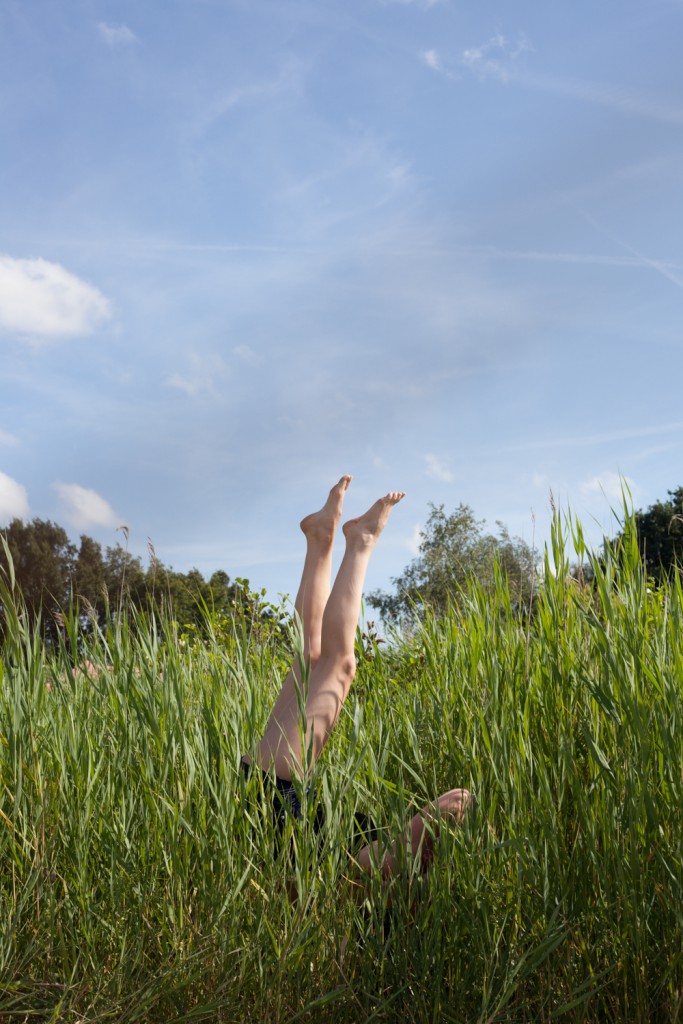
[240,476,471,886]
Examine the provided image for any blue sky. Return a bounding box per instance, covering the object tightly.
[1,0,682,604]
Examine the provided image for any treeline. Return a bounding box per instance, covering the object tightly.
[2,486,681,641]
[369,486,683,625]
[626,484,683,583]
[368,501,537,624]
[0,518,282,642]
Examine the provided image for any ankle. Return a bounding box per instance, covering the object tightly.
[305,531,335,552]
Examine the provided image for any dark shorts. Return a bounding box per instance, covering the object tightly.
[240,758,377,850]
[240,758,323,831]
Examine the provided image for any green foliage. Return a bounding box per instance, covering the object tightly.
[631,485,683,584]
[1,510,682,1021]
[178,580,293,653]
[369,502,537,625]
[0,518,281,643]
[0,519,76,641]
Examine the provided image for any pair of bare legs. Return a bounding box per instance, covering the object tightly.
[244,475,470,880]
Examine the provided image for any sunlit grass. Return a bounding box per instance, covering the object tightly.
[1,512,682,1022]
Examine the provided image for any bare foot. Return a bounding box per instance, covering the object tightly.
[300,475,353,545]
[343,491,405,547]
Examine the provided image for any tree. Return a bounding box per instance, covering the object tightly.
[631,486,683,583]
[145,564,212,626]
[72,535,106,615]
[0,519,76,639]
[368,502,536,625]
[1,516,288,644]
[102,543,147,609]
[207,570,236,616]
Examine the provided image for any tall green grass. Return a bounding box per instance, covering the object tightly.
[1,513,682,1022]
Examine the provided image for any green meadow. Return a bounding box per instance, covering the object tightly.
[1,515,682,1023]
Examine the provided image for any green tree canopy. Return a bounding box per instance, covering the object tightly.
[368,502,536,625]
[1,517,279,642]
[630,485,683,583]
[72,535,106,613]
[1,519,76,639]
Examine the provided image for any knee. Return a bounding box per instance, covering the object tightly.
[338,653,357,684]
[319,652,355,684]
[436,787,473,822]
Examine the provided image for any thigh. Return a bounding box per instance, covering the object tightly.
[256,654,353,776]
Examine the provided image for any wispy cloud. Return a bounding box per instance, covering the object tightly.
[478,244,683,278]
[421,48,440,70]
[462,32,532,82]
[98,22,138,47]
[424,453,454,482]
[420,48,455,77]
[165,373,201,398]
[164,352,230,398]
[406,522,423,555]
[502,420,683,453]
[563,202,683,290]
[553,155,683,210]
[0,256,111,341]
[580,471,637,505]
[276,125,414,226]
[198,85,266,129]
[196,58,305,136]
[0,472,29,524]
[0,430,18,447]
[233,344,263,367]
[53,483,119,530]
[458,32,683,126]
[524,72,683,127]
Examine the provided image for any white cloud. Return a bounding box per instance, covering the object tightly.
[98,22,138,46]
[386,162,412,187]
[421,49,442,71]
[164,351,230,398]
[407,522,423,555]
[0,473,29,524]
[164,373,204,398]
[462,32,532,83]
[458,35,683,126]
[0,430,18,447]
[195,59,305,136]
[233,344,263,367]
[425,453,454,483]
[419,48,456,78]
[579,471,637,505]
[53,483,119,530]
[0,256,111,341]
